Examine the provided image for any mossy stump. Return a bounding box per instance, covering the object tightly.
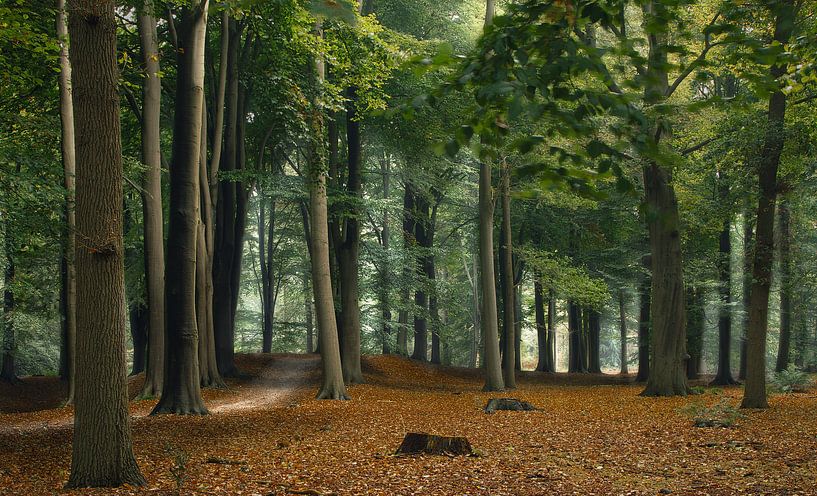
[484,398,537,413]
[396,432,473,456]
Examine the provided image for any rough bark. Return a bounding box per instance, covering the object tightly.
[57,0,77,402]
[742,0,794,409]
[152,2,209,415]
[711,195,738,385]
[136,1,165,398]
[499,160,516,386]
[636,276,651,382]
[775,196,791,372]
[310,26,348,400]
[66,0,145,484]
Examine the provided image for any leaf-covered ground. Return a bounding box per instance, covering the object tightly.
[1,354,816,495]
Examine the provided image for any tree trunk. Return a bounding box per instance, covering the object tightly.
[57,0,77,402]
[339,86,364,382]
[380,154,392,354]
[547,292,556,371]
[397,182,416,356]
[136,2,165,398]
[739,212,753,380]
[534,278,548,372]
[310,26,348,400]
[304,269,314,353]
[499,160,516,387]
[619,289,628,374]
[129,301,148,376]
[1,223,16,383]
[66,0,145,484]
[212,17,242,377]
[197,103,224,389]
[568,303,587,373]
[412,193,430,362]
[742,0,794,409]
[588,309,602,373]
[642,163,688,396]
[152,3,209,415]
[636,276,651,382]
[775,196,791,372]
[711,193,738,385]
[479,158,504,390]
[685,286,703,380]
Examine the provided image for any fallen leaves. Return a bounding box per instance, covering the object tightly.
[1,354,816,495]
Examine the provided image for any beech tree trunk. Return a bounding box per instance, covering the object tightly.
[57,0,77,402]
[636,276,651,382]
[742,0,794,409]
[310,26,348,400]
[711,190,738,385]
[588,310,602,373]
[339,86,364,382]
[397,182,416,356]
[478,158,504,391]
[534,279,549,372]
[136,1,165,398]
[619,290,628,374]
[412,193,430,362]
[739,213,752,380]
[379,154,392,354]
[152,2,209,415]
[66,0,145,484]
[685,286,704,380]
[568,303,587,373]
[775,196,791,372]
[499,160,516,386]
[1,222,16,383]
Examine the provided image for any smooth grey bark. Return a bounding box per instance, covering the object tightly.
[136,0,165,399]
[152,2,209,415]
[57,0,77,403]
[711,185,738,385]
[66,0,145,485]
[775,196,792,372]
[397,181,415,356]
[499,160,515,387]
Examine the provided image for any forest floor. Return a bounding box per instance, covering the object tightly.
[1,354,816,495]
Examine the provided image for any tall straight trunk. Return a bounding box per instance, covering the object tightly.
[136,2,165,398]
[470,249,480,368]
[339,86,363,382]
[534,279,548,372]
[260,198,276,353]
[568,302,587,373]
[619,289,628,374]
[685,286,704,380]
[412,194,430,361]
[742,0,794,409]
[739,213,753,380]
[152,3,209,415]
[57,0,77,402]
[640,1,688,397]
[775,196,792,372]
[588,309,602,373]
[430,267,441,365]
[229,84,250,344]
[479,0,503,391]
[212,17,242,377]
[397,182,415,356]
[208,10,229,200]
[129,301,148,375]
[304,269,314,353]
[514,267,523,371]
[1,223,16,382]
[636,276,651,382]
[310,24,348,400]
[379,155,392,354]
[66,0,145,485]
[197,106,224,388]
[499,160,516,387]
[712,197,738,385]
[547,292,556,371]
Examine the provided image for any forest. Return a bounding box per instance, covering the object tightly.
[1,0,817,494]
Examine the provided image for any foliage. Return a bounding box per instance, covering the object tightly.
[681,398,745,428]
[771,366,813,394]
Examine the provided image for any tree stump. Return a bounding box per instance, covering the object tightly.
[395,432,473,456]
[484,398,537,413]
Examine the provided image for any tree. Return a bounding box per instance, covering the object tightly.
[775,195,792,372]
[136,0,165,399]
[711,175,738,385]
[742,0,796,410]
[499,159,516,387]
[152,1,210,416]
[66,0,145,485]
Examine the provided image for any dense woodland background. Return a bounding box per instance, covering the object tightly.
[1,0,817,490]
